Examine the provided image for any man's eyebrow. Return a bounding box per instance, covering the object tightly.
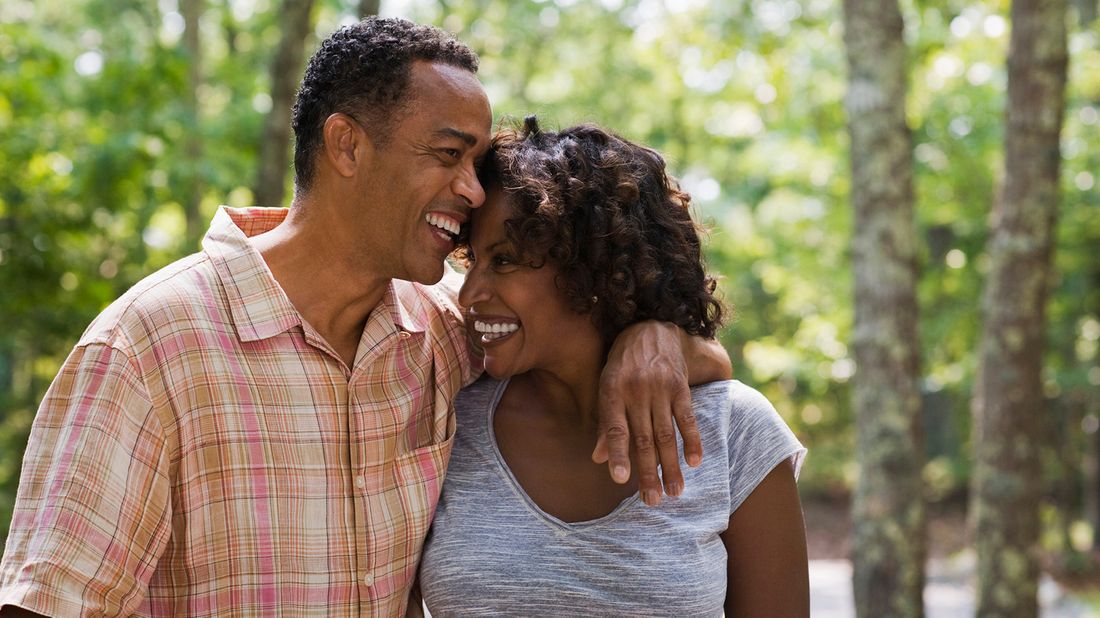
[433,127,478,147]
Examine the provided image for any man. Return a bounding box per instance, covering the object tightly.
[0,18,729,616]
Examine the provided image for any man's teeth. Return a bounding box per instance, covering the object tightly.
[426,213,460,236]
[474,320,519,340]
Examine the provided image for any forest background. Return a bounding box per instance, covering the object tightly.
[1,0,1098,614]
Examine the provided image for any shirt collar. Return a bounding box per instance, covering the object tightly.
[202,206,427,343]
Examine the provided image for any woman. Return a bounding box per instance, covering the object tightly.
[417,117,809,616]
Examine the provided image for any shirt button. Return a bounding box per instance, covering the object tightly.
[361,572,374,586]
[355,476,365,489]
[399,331,411,340]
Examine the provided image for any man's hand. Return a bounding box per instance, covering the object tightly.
[594,322,705,506]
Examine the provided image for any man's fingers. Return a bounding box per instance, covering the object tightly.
[591,434,609,465]
[631,413,662,506]
[602,425,631,484]
[595,393,630,483]
[673,385,702,468]
[653,400,684,498]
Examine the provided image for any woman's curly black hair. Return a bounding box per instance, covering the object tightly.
[465,116,724,344]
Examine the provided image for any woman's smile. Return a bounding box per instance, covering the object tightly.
[472,318,521,345]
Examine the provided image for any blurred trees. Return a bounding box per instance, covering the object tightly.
[359,0,381,18]
[842,0,925,612]
[971,0,1068,613]
[0,3,1098,611]
[253,0,318,209]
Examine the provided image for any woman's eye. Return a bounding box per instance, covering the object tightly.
[489,254,520,272]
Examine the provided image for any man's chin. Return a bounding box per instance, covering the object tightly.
[404,263,446,286]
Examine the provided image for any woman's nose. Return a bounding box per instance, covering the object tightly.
[458,266,489,308]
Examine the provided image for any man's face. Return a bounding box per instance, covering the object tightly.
[356,61,492,285]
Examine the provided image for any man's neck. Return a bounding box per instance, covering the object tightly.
[250,202,389,368]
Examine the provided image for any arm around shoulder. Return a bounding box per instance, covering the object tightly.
[682,332,732,385]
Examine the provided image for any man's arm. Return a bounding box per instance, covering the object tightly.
[686,336,734,384]
[593,321,732,505]
[0,343,171,616]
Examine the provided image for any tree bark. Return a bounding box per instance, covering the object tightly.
[1076,0,1097,25]
[253,0,317,209]
[1087,407,1100,549]
[842,0,926,614]
[359,0,380,19]
[971,0,1067,613]
[182,0,204,246]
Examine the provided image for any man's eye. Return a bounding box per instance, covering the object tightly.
[441,148,461,160]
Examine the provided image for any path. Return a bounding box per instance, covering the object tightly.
[810,556,1097,617]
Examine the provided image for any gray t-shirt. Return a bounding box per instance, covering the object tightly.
[419,378,806,617]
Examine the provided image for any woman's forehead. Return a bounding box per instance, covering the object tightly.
[471,190,516,246]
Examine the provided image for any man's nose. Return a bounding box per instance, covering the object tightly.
[454,165,486,209]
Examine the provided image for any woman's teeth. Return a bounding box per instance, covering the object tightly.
[426,213,460,237]
[474,320,519,341]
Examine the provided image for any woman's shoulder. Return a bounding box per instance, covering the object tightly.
[454,375,505,420]
[457,373,503,402]
[688,379,780,426]
[689,380,803,466]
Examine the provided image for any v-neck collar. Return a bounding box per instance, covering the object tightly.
[484,378,641,533]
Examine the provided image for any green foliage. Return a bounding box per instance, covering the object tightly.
[0,0,1097,547]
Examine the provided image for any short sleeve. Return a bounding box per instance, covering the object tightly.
[0,342,173,616]
[430,262,483,387]
[726,384,806,514]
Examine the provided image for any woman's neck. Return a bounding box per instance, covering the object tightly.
[520,351,604,432]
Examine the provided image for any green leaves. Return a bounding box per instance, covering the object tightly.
[0,0,1096,540]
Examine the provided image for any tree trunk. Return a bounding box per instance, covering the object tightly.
[253,0,317,209]
[1076,0,1097,25]
[1086,407,1100,549]
[842,0,926,614]
[971,0,1068,613]
[182,0,204,246]
[359,0,380,19]
[1087,270,1100,549]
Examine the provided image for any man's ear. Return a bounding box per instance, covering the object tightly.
[322,113,373,179]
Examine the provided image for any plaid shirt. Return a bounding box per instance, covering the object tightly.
[0,207,474,617]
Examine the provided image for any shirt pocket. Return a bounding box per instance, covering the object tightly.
[370,430,453,600]
[393,418,455,543]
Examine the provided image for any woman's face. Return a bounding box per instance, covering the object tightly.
[458,189,602,379]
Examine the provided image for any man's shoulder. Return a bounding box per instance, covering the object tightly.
[78,252,221,348]
[392,276,463,329]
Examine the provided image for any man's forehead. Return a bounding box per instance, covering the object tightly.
[409,62,488,105]
[408,63,491,129]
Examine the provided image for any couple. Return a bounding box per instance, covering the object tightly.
[0,17,807,617]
